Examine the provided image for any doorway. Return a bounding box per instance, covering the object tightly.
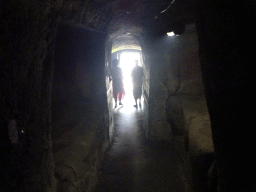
[113,51,143,108]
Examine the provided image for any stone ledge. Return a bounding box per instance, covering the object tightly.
[182,98,214,157]
[52,103,108,192]
[188,115,214,156]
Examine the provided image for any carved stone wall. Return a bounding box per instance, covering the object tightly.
[52,23,108,192]
[142,24,214,191]
[142,24,208,140]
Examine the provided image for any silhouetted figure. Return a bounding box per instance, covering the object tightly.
[131,60,143,108]
[111,59,124,108]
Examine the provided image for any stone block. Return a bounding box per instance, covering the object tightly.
[55,164,77,183]
[182,97,214,191]
[52,103,106,192]
[57,181,79,192]
[166,96,185,135]
[188,115,214,156]
[182,98,214,156]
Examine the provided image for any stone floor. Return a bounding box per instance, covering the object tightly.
[95,96,192,192]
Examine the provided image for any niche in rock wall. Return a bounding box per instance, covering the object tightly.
[53,22,107,103]
[52,22,107,137]
[51,23,108,192]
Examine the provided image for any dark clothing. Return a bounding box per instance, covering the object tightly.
[111,67,124,100]
[133,86,142,100]
[131,66,143,100]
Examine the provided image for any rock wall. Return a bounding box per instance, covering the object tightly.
[142,24,208,138]
[52,23,108,192]
[142,24,214,191]
[105,41,114,144]
[0,1,60,191]
[166,94,214,191]
[194,1,256,191]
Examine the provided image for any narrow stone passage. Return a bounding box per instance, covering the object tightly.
[95,103,192,192]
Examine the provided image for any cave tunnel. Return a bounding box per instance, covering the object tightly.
[1,0,256,192]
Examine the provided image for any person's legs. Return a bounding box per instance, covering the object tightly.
[133,87,138,108]
[118,82,124,105]
[114,98,117,108]
[118,89,124,105]
[113,82,118,108]
[137,86,142,108]
[134,98,138,108]
[119,94,123,105]
[133,89,138,108]
[113,92,117,108]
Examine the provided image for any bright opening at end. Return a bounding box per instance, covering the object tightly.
[167,31,175,36]
[119,52,142,107]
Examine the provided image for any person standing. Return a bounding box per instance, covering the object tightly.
[131,60,143,108]
[111,59,125,108]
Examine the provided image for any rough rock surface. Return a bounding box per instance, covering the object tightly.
[167,95,214,191]
[52,101,108,192]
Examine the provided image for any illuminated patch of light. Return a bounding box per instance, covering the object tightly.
[167,32,175,36]
[119,52,141,106]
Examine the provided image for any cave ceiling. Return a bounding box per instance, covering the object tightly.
[60,0,194,51]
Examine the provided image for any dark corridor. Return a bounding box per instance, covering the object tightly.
[1,1,256,192]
